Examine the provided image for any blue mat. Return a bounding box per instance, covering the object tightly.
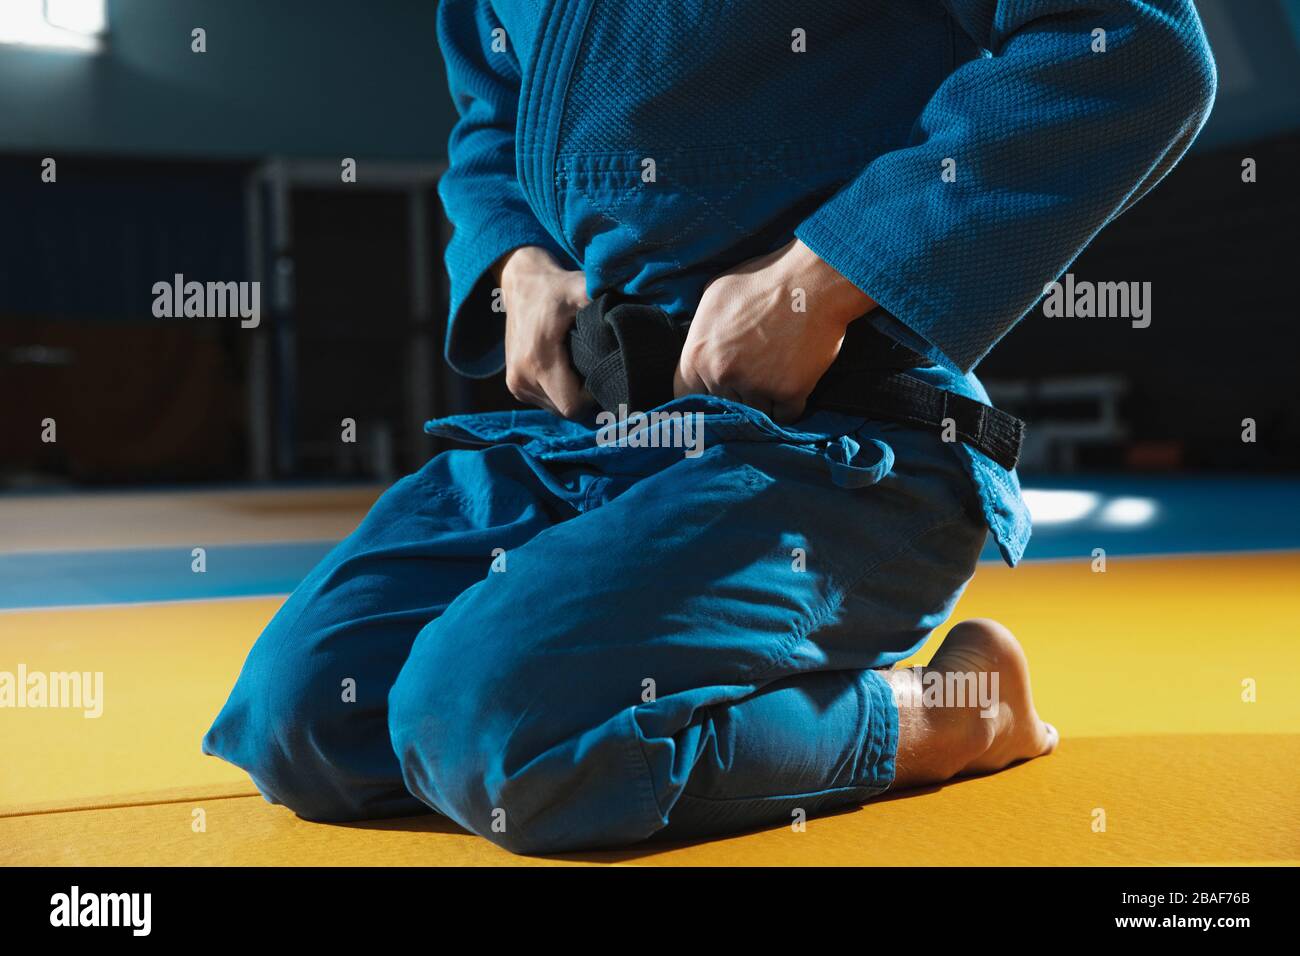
[3,477,1298,609]
[0,541,336,610]
[989,476,1300,562]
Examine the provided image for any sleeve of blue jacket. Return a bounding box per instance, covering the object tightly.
[437,0,570,377]
[794,0,1217,375]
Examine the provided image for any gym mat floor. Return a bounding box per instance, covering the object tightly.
[2,480,1297,866]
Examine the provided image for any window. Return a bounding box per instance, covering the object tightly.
[0,0,107,52]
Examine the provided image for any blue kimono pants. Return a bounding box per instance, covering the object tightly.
[203,397,987,854]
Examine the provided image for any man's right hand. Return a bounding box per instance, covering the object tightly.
[495,246,592,419]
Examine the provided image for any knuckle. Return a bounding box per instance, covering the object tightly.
[771,383,804,404]
[504,369,531,397]
[713,361,743,388]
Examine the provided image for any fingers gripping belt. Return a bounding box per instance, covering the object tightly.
[567,293,1025,471]
[569,293,687,414]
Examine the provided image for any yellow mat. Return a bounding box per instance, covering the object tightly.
[5,734,1293,866]
[2,552,1297,865]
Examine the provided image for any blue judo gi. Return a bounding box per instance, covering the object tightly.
[204,0,1216,853]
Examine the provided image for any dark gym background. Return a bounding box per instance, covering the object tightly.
[1,0,1298,489]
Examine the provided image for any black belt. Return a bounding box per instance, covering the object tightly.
[568,293,1024,471]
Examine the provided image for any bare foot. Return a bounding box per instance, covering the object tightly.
[882,618,1058,789]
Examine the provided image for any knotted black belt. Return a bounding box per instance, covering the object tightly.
[568,292,1024,471]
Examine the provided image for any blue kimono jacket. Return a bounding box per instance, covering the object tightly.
[434,0,1217,564]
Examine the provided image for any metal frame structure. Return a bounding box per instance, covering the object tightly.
[985,375,1129,471]
[243,157,447,481]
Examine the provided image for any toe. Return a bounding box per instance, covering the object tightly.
[1040,722,1059,756]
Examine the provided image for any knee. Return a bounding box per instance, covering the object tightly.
[386,625,665,855]
[203,610,381,822]
[386,652,542,851]
[385,645,588,854]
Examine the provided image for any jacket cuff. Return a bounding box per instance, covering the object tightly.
[794,213,977,375]
[443,214,570,378]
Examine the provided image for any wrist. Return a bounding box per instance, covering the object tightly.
[495,245,560,288]
[785,239,875,330]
